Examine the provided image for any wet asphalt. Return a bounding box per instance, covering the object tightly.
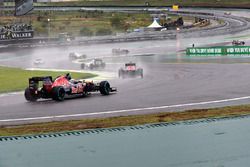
[0,9,250,125]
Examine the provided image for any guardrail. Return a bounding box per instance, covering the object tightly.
[0,33,177,51]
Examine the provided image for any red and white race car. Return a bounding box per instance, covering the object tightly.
[118,62,143,79]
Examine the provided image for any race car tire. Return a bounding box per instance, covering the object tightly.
[118,69,124,78]
[81,63,85,69]
[118,70,121,78]
[82,91,88,97]
[52,86,65,101]
[80,54,87,59]
[137,68,143,78]
[140,69,143,78]
[89,64,94,70]
[99,81,110,95]
[24,88,38,102]
[102,63,106,68]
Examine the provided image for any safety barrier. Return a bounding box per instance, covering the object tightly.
[186,46,250,55]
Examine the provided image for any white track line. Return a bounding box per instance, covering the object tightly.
[1,96,250,123]
[0,92,23,97]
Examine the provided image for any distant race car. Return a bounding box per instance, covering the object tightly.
[112,48,129,56]
[24,73,117,102]
[224,12,231,15]
[118,62,143,78]
[232,40,245,46]
[81,58,106,70]
[69,52,87,60]
[33,58,44,65]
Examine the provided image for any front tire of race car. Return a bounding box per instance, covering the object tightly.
[24,88,38,102]
[99,81,110,95]
[52,86,65,101]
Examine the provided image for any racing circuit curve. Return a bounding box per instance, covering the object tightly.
[1,8,249,47]
[0,8,250,125]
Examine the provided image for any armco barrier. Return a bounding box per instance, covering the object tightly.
[186,46,250,55]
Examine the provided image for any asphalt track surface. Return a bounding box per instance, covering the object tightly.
[0,9,250,125]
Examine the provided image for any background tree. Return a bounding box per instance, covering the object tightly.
[96,28,112,36]
[80,27,93,36]
[110,16,125,29]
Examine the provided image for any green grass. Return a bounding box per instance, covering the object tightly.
[0,9,201,37]
[0,66,97,93]
[0,11,154,37]
[1,104,250,136]
[225,34,250,40]
[0,11,195,37]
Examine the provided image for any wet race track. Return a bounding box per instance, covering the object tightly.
[0,9,250,125]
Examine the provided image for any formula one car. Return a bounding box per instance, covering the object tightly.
[224,12,231,15]
[69,52,87,60]
[118,62,143,78]
[112,48,129,56]
[24,73,116,102]
[232,40,245,46]
[33,58,44,65]
[80,58,106,70]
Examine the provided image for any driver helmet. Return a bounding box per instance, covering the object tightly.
[65,73,72,80]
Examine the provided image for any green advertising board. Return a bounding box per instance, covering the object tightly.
[186,46,250,56]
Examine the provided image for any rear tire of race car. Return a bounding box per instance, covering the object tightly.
[24,88,38,102]
[99,81,110,95]
[52,86,65,101]
[81,63,85,69]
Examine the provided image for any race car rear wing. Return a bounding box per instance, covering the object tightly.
[29,76,53,82]
[28,76,53,89]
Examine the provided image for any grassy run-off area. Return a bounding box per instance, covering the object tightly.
[1,104,250,136]
[0,11,153,37]
[0,66,97,93]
